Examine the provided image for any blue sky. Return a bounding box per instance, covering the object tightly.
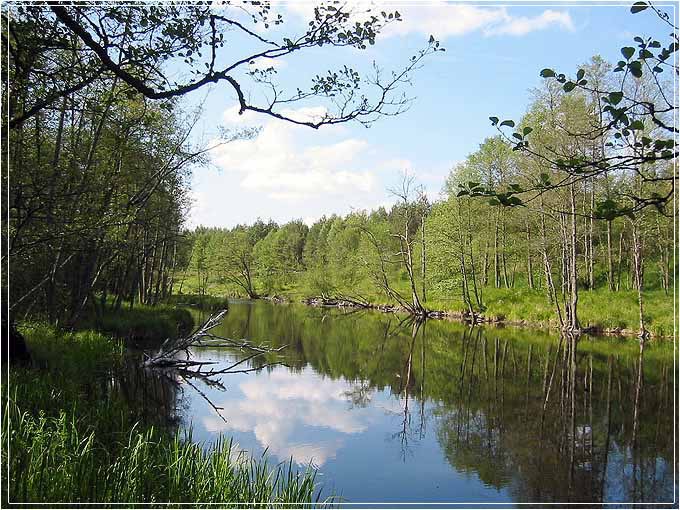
[184,1,674,228]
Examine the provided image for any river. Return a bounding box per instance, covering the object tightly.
[149,300,675,505]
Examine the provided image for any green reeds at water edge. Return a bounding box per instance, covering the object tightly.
[3,403,322,504]
[3,323,327,505]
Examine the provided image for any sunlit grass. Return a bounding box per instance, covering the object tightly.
[176,269,673,336]
[4,403,322,504]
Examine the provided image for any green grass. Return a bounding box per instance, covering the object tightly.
[78,301,195,345]
[3,324,325,505]
[176,270,673,337]
[4,404,321,504]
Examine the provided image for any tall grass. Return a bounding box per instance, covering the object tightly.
[3,324,326,505]
[3,402,321,504]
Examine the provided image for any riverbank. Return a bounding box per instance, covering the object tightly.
[297,294,668,339]
[79,301,195,345]
[173,278,674,338]
[3,321,323,504]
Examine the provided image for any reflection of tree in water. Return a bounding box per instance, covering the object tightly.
[389,319,429,462]
[192,302,674,503]
[434,332,674,503]
[111,354,185,431]
[343,380,372,409]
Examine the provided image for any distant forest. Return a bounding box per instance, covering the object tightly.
[180,52,674,336]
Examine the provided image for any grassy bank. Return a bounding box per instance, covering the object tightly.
[176,273,673,337]
[78,301,195,345]
[163,293,231,310]
[2,324,323,505]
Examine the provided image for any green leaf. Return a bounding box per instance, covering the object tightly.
[489,116,499,126]
[539,68,556,78]
[608,91,624,105]
[630,1,648,13]
[629,61,643,78]
[630,120,645,130]
[500,120,515,128]
[621,46,635,60]
[523,126,533,136]
[563,81,576,92]
[576,69,585,81]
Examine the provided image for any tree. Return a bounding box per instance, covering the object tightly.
[359,173,427,317]
[7,3,443,129]
[189,231,211,298]
[214,229,259,299]
[457,3,676,336]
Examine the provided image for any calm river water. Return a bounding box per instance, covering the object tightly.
[160,300,675,505]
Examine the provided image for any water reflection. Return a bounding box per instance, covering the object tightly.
[112,354,185,428]
[200,368,378,466]
[130,301,675,504]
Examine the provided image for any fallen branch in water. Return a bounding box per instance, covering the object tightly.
[142,309,288,422]
[303,294,371,309]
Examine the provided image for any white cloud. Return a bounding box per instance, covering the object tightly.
[248,58,287,72]
[201,369,374,466]
[283,3,573,40]
[486,9,574,36]
[210,106,376,202]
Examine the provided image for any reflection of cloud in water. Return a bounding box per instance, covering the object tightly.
[202,368,372,466]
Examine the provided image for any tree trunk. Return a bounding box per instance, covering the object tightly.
[526,219,534,289]
[587,186,595,290]
[568,184,580,331]
[421,214,427,303]
[616,230,625,292]
[494,208,500,288]
[540,196,563,327]
[631,220,647,337]
[607,220,615,291]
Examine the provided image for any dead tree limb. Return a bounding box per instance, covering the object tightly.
[142,309,289,422]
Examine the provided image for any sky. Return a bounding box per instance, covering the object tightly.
[183,0,675,228]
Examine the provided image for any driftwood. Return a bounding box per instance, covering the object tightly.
[303,294,372,309]
[142,309,288,422]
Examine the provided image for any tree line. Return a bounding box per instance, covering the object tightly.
[182,51,674,336]
[3,2,438,333]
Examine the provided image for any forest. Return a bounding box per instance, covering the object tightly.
[2,0,677,506]
[180,53,675,337]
